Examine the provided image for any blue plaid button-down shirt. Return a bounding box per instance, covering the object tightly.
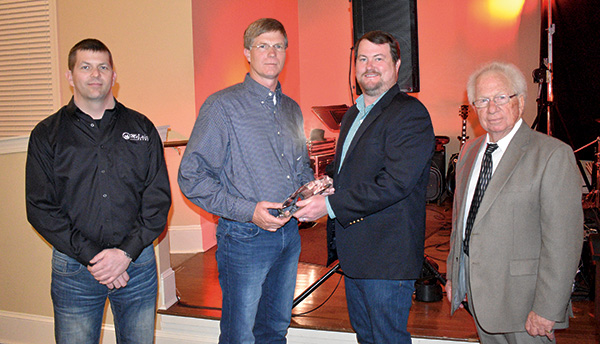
[178,74,314,222]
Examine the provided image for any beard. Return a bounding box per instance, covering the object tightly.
[361,82,384,96]
[359,80,385,97]
[357,71,385,97]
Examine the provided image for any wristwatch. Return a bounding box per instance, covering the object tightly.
[123,250,132,260]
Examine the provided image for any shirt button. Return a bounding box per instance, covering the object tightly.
[281,153,284,157]
[261,101,264,104]
[101,170,106,174]
[287,175,290,179]
[103,194,108,198]
[277,131,281,136]
[269,92,273,96]
[90,123,95,127]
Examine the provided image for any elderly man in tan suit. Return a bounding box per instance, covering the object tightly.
[446,61,583,344]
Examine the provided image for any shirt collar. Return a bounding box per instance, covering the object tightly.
[66,97,118,123]
[243,73,282,104]
[486,118,523,151]
[356,90,387,120]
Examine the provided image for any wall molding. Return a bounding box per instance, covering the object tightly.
[159,267,178,310]
[0,126,170,156]
[0,135,29,154]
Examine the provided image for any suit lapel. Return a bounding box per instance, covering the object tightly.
[339,85,401,174]
[335,107,359,174]
[473,124,531,227]
[455,136,485,232]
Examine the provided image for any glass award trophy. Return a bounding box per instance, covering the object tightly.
[278,176,332,217]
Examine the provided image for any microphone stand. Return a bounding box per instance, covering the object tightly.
[545,0,555,136]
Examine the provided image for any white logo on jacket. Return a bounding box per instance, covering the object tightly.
[122,132,149,141]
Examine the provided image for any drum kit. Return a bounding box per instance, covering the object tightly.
[573,128,599,301]
[575,130,600,210]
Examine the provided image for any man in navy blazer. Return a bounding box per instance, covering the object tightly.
[294,31,434,344]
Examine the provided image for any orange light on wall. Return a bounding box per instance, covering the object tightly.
[488,0,525,21]
[465,0,528,50]
[469,0,525,26]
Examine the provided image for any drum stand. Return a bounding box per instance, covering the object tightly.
[575,136,600,209]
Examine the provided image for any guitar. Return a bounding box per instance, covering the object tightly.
[446,105,469,195]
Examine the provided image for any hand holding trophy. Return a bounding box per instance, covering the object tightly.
[278,176,333,217]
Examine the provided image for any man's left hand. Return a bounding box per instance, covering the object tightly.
[294,195,328,222]
[525,311,555,340]
[106,271,130,290]
[88,248,132,286]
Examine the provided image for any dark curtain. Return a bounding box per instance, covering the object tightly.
[537,0,600,160]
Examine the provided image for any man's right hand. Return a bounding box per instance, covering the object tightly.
[446,280,453,303]
[445,280,466,310]
[252,201,290,231]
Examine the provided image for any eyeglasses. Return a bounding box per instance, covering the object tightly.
[472,94,518,108]
[250,43,286,53]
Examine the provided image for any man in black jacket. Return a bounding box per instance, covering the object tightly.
[26,38,171,344]
[294,31,434,344]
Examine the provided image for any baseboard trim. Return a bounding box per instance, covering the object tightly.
[168,225,204,254]
[0,310,472,344]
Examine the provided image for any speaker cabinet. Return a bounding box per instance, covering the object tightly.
[352,0,420,92]
[426,166,442,202]
[426,150,446,203]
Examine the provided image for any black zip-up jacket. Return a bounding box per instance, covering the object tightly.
[26,98,171,266]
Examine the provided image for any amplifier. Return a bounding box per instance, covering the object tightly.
[307,138,336,178]
[307,138,336,154]
[310,153,335,178]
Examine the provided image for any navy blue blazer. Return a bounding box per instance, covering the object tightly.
[327,84,435,279]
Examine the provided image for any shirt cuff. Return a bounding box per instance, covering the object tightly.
[325,196,336,219]
[235,198,258,223]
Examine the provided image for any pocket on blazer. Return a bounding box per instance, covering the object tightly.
[509,259,539,276]
[504,182,533,193]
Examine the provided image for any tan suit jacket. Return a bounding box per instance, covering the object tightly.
[447,123,583,333]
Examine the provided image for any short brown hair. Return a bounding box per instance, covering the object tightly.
[68,38,113,71]
[354,30,401,64]
[243,18,288,50]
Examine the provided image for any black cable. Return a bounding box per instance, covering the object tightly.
[174,276,345,318]
[348,46,356,105]
[292,273,343,317]
[174,290,222,311]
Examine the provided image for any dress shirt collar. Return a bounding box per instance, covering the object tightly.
[243,73,282,105]
[485,118,523,151]
[356,90,387,121]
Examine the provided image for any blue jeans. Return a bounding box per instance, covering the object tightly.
[51,245,158,344]
[344,277,415,344]
[216,218,301,344]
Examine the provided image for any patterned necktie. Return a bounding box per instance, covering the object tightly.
[463,143,499,255]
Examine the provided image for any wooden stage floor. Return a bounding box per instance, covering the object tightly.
[160,202,598,343]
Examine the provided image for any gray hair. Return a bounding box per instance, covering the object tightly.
[467,61,527,105]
